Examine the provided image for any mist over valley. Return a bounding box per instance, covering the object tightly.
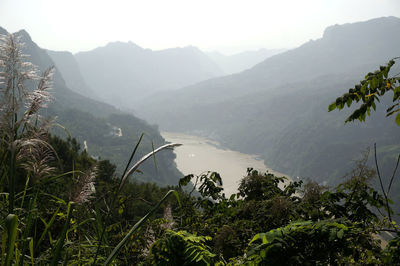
[2,1,400,263]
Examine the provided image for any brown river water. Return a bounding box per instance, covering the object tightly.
[161,132,291,196]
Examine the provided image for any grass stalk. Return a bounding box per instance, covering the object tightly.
[8,147,15,214]
[118,142,182,192]
[19,196,36,265]
[103,190,180,266]
[5,214,18,266]
[93,138,181,264]
[50,201,74,266]
[36,206,61,252]
[92,136,145,264]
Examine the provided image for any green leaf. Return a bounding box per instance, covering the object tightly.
[360,83,368,94]
[337,229,344,239]
[2,230,7,265]
[5,214,18,266]
[386,108,400,117]
[396,113,400,126]
[29,238,34,265]
[346,98,352,107]
[179,174,193,188]
[36,206,60,252]
[383,66,389,78]
[328,102,336,111]
[387,103,398,113]
[394,86,400,101]
[371,77,377,89]
[249,233,262,245]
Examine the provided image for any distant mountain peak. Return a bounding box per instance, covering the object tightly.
[183,45,200,51]
[0,28,33,43]
[74,39,223,108]
[0,28,38,48]
[323,16,400,39]
[0,27,8,35]
[105,41,143,50]
[180,45,205,55]
[15,29,33,42]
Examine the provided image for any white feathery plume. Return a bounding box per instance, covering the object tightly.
[0,33,40,134]
[25,67,54,119]
[19,138,56,181]
[0,33,57,181]
[71,167,97,204]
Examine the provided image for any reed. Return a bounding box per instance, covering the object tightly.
[0,32,182,264]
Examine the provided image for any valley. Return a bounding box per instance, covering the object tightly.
[1,4,400,263]
[162,132,291,196]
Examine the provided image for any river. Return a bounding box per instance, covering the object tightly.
[161,132,291,196]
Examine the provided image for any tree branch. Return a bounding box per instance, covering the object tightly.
[374,143,395,231]
[387,154,400,196]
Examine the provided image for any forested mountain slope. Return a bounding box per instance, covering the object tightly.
[0,26,182,185]
[137,17,400,186]
[46,49,96,99]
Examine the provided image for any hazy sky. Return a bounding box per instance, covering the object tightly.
[1,0,399,54]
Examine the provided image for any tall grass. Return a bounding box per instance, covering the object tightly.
[0,32,182,264]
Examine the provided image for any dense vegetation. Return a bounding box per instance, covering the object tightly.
[0,33,181,264]
[0,26,182,186]
[52,108,182,184]
[1,25,400,265]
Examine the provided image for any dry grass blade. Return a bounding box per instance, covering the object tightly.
[118,143,181,191]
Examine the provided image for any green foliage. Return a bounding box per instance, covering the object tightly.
[176,169,304,260]
[384,236,400,264]
[149,230,217,265]
[197,172,224,200]
[175,154,400,265]
[0,33,183,264]
[97,159,117,182]
[329,57,400,124]
[244,219,380,265]
[1,130,182,264]
[50,201,74,266]
[53,109,183,185]
[238,168,295,201]
[104,190,180,266]
[322,150,387,225]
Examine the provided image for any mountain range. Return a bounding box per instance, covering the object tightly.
[135,16,400,191]
[73,42,223,109]
[47,39,285,111]
[2,16,399,199]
